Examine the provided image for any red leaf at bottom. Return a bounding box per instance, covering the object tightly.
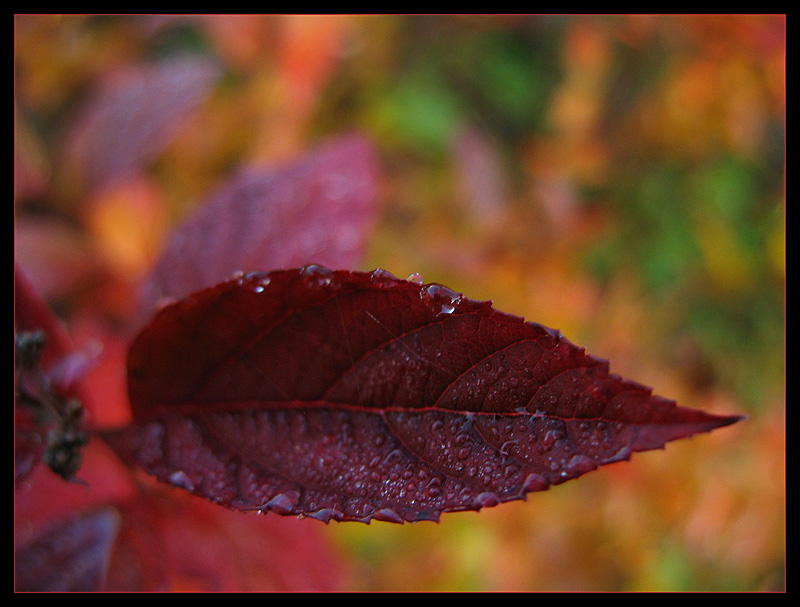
[106,267,742,523]
[15,507,120,592]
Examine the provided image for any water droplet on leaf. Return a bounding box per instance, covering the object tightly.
[300,264,333,288]
[373,508,404,524]
[523,472,549,492]
[370,268,399,287]
[474,492,499,509]
[420,283,462,317]
[265,492,298,515]
[566,454,596,475]
[168,470,194,491]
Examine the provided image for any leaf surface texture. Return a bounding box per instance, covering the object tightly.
[108,267,742,523]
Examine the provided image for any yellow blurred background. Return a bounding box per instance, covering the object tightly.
[15,15,784,591]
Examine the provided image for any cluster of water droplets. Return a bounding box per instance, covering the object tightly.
[227,270,274,294]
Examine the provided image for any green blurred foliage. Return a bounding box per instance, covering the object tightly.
[15,14,784,592]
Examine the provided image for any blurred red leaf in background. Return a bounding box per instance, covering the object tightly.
[63,55,221,194]
[135,133,381,325]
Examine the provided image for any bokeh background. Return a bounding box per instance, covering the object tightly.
[15,15,784,591]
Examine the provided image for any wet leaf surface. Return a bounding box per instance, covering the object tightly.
[107,267,742,523]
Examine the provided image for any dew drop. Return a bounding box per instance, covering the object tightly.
[370,268,399,287]
[542,427,564,449]
[420,283,462,317]
[373,508,404,524]
[473,492,500,509]
[607,444,632,463]
[309,508,340,523]
[251,274,271,293]
[500,440,518,456]
[426,486,441,498]
[168,470,194,492]
[265,492,297,515]
[244,270,270,283]
[300,264,333,288]
[406,272,424,285]
[522,472,548,492]
[566,454,596,475]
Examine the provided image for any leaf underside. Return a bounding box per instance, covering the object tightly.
[105,267,742,524]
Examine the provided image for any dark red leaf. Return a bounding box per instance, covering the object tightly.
[107,267,742,523]
[135,134,381,324]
